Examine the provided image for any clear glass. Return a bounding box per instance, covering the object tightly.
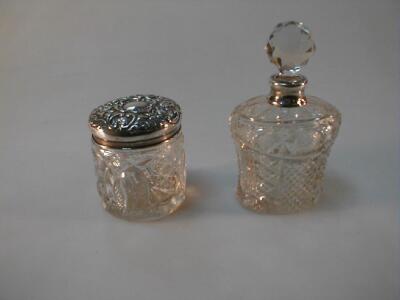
[91,132,186,221]
[266,21,316,75]
[230,96,341,213]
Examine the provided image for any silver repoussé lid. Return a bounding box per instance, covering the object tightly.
[89,94,181,148]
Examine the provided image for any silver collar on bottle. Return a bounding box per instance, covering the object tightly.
[268,74,308,107]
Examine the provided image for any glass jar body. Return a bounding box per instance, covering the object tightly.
[230,95,341,214]
[91,132,186,221]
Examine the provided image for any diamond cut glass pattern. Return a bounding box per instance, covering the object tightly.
[92,131,186,221]
[230,96,340,213]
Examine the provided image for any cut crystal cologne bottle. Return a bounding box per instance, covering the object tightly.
[89,94,186,221]
[230,21,341,214]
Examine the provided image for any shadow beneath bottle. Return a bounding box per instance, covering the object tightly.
[314,170,356,213]
[174,166,356,219]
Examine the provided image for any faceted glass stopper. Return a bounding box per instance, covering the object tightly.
[266,21,315,74]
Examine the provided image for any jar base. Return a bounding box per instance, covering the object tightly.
[237,185,319,214]
[102,192,186,222]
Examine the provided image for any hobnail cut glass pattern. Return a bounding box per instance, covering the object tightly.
[230,96,341,213]
[91,132,186,221]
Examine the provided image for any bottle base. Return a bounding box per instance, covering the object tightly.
[237,185,319,214]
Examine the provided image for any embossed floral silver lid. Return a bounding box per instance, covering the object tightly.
[89,94,181,148]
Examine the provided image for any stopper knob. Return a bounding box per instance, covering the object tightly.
[266,21,315,75]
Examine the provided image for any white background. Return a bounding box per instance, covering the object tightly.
[0,0,399,299]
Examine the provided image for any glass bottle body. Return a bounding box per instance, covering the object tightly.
[91,132,186,221]
[230,95,341,213]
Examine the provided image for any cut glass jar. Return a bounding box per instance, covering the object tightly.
[89,94,186,221]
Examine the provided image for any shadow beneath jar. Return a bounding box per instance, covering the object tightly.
[172,164,247,219]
